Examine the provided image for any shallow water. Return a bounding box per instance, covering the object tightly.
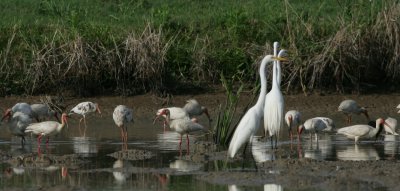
[0,94,400,190]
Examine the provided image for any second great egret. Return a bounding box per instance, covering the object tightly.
[264,48,287,149]
[227,55,287,158]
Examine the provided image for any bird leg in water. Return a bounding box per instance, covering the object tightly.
[46,137,50,148]
[83,116,87,136]
[179,135,183,156]
[78,118,84,136]
[21,136,26,147]
[37,134,43,156]
[186,134,190,154]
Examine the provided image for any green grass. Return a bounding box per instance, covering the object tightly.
[0,0,398,96]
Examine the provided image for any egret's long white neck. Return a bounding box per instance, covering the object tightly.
[255,56,271,109]
[271,60,280,89]
[273,42,281,87]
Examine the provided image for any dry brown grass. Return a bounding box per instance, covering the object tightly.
[21,23,172,96]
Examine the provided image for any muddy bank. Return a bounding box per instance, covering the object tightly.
[1,93,400,191]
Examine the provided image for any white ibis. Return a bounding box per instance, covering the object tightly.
[11,103,33,116]
[31,103,59,122]
[158,108,205,154]
[384,117,398,135]
[298,117,334,144]
[69,101,101,135]
[183,99,212,123]
[154,107,189,131]
[113,105,134,150]
[1,110,32,146]
[338,99,369,124]
[337,118,391,144]
[284,110,302,141]
[24,113,68,154]
[368,117,398,135]
[227,54,287,158]
[264,46,287,149]
[154,99,211,131]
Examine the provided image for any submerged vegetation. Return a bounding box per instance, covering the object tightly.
[0,0,399,96]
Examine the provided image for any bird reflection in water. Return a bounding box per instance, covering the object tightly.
[337,144,380,161]
[72,136,98,157]
[303,134,334,161]
[228,184,283,191]
[112,159,133,184]
[169,159,203,172]
[384,134,398,160]
[251,136,276,163]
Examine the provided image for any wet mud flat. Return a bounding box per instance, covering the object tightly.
[199,157,400,191]
[0,93,400,190]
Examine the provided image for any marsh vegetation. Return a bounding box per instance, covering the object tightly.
[0,0,399,96]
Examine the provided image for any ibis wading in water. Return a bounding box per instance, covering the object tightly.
[338,99,369,124]
[69,101,101,136]
[113,105,134,150]
[337,118,393,144]
[1,110,32,146]
[157,108,205,154]
[25,113,68,155]
[31,103,59,122]
[284,110,302,142]
[298,117,335,144]
[183,99,212,125]
[154,107,189,131]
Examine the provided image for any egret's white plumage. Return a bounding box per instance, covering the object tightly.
[69,101,101,135]
[25,113,68,154]
[338,99,369,124]
[31,103,59,122]
[337,118,389,144]
[284,110,301,141]
[1,110,32,146]
[113,105,134,150]
[228,55,284,158]
[264,47,287,149]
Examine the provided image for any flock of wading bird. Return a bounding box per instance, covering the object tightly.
[0,41,399,159]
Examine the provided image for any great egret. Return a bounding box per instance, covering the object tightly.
[284,110,302,142]
[69,101,101,136]
[338,99,369,124]
[337,118,392,144]
[113,105,134,150]
[264,48,287,149]
[25,113,68,155]
[227,54,287,158]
